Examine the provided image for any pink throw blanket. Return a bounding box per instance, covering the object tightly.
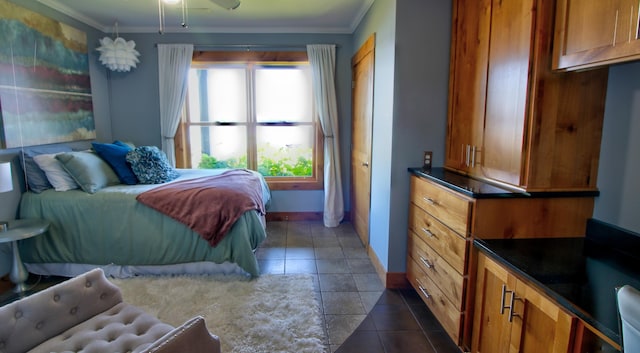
[136,169,265,247]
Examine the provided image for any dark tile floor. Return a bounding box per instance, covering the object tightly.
[0,274,66,306]
[336,289,460,353]
[258,220,460,353]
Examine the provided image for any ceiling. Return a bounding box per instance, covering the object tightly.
[36,0,375,34]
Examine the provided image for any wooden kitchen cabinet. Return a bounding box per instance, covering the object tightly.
[407,172,597,349]
[407,176,472,345]
[554,0,640,70]
[471,252,575,353]
[445,0,489,175]
[446,0,609,191]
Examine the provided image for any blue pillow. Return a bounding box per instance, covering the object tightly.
[92,142,138,185]
[19,145,73,193]
[125,146,179,184]
[113,140,136,149]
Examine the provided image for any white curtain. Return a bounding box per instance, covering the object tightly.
[307,44,344,227]
[157,44,194,166]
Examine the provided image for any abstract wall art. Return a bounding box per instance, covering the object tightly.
[0,0,95,148]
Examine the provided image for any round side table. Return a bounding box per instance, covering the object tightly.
[0,219,50,292]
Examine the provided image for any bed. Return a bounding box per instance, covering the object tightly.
[17,164,271,278]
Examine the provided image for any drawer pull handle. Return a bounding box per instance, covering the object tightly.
[416,279,431,299]
[508,291,522,322]
[421,227,435,237]
[500,284,522,322]
[422,197,438,206]
[419,256,433,269]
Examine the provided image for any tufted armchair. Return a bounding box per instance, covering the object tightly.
[0,268,221,353]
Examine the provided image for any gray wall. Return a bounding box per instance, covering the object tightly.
[352,0,452,273]
[0,0,112,275]
[593,60,640,233]
[353,0,397,272]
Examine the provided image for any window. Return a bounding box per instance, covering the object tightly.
[176,51,323,190]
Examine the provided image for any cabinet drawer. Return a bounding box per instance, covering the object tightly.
[410,176,471,235]
[408,257,462,344]
[409,204,467,273]
[408,233,465,309]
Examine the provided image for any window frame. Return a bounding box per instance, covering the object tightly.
[176,50,323,191]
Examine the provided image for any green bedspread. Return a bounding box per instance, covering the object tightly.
[18,169,269,277]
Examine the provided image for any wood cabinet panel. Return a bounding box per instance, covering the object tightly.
[407,257,462,343]
[410,175,472,235]
[482,0,532,186]
[446,0,608,191]
[554,0,640,70]
[408,204,467,273]
[472,252,575,353]
[471,252,514,352]
[445,0,490,173]
[472,197,595,239]
[408,234,465,309]
[511,280,575,353]
[407,176,471,347]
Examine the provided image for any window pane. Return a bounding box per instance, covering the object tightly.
[257,125,314,177]
[255,67,312,123]
[189,125,247,169]
[187,67,247,123]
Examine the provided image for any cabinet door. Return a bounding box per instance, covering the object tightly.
[509,280,575,353]
[472,253,576,353]
[481,0,534,186]
[554,0,640,70]
[445,0,490,173]
[471,253,515,353]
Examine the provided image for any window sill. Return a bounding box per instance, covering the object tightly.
[266,178,323,191]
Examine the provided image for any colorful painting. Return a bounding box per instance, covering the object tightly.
[0,0,95,148]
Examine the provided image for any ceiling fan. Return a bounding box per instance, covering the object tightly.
[208,0,241,10]
[158,0,241,33]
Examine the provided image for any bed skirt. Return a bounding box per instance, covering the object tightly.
[25,261,250,279]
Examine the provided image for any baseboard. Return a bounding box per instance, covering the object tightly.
[266,212,323,222]
[385,272,411,289]
[266,211,352,222]
[366,245,411,289]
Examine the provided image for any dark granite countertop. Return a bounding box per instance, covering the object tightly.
[408,167,600,198]
[474,219,640,346]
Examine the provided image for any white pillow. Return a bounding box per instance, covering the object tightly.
[32,153,79,191]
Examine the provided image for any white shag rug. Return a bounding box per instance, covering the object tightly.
[110,274,327,353]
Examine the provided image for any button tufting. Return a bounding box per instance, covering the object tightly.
[100,293,107,300]
[85,280,92,287]
[69,307,78,315]
[14,311,22,319]
[36,321,44,330]
[53,294,60,302]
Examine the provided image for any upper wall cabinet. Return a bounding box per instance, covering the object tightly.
[553,0,640,70]
[446,0,610,192]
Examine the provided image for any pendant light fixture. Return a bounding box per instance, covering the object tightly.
[96,22,140,72]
